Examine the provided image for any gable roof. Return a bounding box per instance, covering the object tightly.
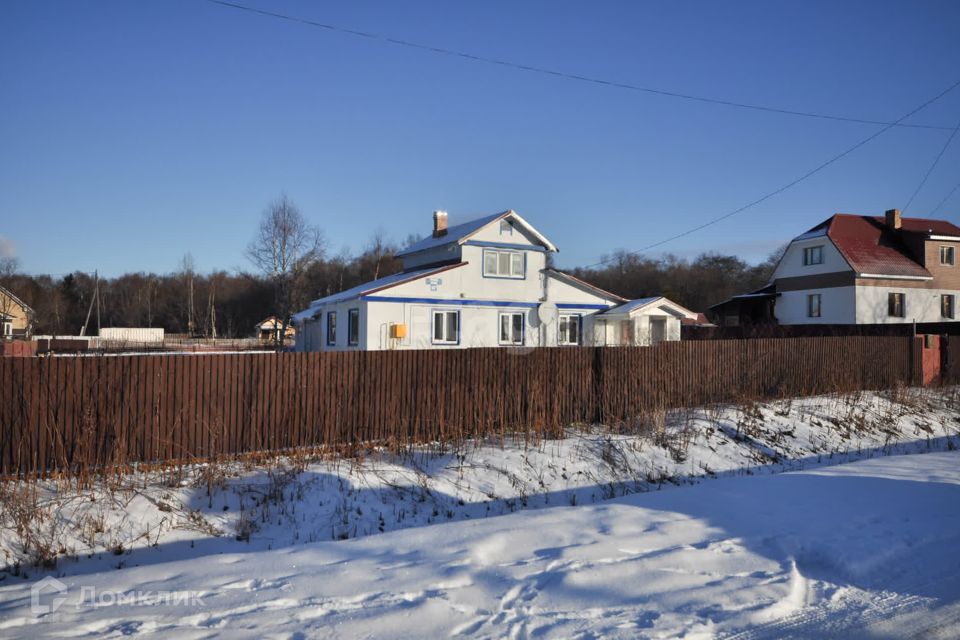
[0,284,33,315]
[894,216,960,236]
[543,268,627,303]
[800,213,960,278]
[291,263,466,323]
[599,296,698,319]
[396,210,559,257]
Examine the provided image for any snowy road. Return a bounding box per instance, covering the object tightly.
[3,450,960,639]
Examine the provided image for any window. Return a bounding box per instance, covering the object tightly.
[943,294,956,319]
[888,292,905,318]
[807,294,821,318]
[432,310,459,344]
[499,219,513,236]
[483,249,525,278]
[558,314,581,345]
[499,312,524,345]
[941,245,955,266]
[326,312,337,346]
[803,245,824,266]
[347,308,360,346]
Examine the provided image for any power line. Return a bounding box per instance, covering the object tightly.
[902,114,960,214]
[581,77,960,269]
[204,0,953,131]
[931,176,960,215]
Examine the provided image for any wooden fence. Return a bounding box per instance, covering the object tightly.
[0,336,915,476]
[944,335,960,382]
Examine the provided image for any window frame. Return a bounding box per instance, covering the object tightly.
[326,311,337,346]
[942,294,956,319]
[558,314,582,346]
[482,248,526,279]
[498,311,525,346]
[499,219,513,236]
[347,308,360,346]
[806,293,821,318]
[888,292,905,318]
[431,309,460,345]
[940,245,955,266]
[802,245,824,266]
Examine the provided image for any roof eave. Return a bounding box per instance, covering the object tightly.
[545,269,627,303]
[857,272,933,281]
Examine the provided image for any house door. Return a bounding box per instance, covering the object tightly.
[650,317,666,345]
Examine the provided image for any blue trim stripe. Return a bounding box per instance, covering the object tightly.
[362,295,608,310]
[556,303,610,310]
[464,240,548,252]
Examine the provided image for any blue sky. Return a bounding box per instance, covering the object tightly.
[2,0,959,277]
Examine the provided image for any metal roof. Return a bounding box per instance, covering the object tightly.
[395,210,559,257]
[292,263,466,323]
[599,296,698,319]
[818,214,939,278]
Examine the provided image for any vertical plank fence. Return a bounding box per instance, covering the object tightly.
[0,336,917,476]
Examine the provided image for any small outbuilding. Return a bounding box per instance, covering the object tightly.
[255,316,296,345]
[593,296,698,346]
[0,285,33,339]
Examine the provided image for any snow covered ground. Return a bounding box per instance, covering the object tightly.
[1,387,959,637]
[2,450,960,638]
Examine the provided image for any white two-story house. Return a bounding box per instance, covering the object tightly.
[293,210,697,350]
[712,209,960,325]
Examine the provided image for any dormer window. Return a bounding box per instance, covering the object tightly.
[483,249,525,278]
[940,245,955,266]
[803,245,824,266]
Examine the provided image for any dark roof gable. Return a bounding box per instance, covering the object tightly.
[800,213,960,278]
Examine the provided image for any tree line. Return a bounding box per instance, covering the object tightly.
[571,249,782,319]
[1,197,782,337]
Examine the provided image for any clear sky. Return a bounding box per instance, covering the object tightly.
[2,0,959,277]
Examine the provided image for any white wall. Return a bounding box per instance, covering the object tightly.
[366,302,535,349]
[775,287,856,324]
[855,285,957,324]
[773,236,851,279]
[296,299,369,352]
[457,245,548,303]
[632,312,682,345]
[595,307,683,346]
[99,327,165,343]
[772,284,959,325]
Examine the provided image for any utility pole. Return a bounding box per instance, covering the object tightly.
[181,253,196,337]
[187,275,195,336]
[208,283,217,339]
[80,270,100,337]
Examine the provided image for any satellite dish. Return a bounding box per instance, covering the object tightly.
[537,302,558,325]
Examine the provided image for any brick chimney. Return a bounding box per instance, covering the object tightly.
[885,208,902,230]
[433,210,448,238]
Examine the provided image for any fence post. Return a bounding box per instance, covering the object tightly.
[592,346,604,425]
[910,335,924,387]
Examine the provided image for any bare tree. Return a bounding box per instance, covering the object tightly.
[366,227,389,281]
[179,253,197,336]
[0,248,20,336]
[246,195,324,348]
